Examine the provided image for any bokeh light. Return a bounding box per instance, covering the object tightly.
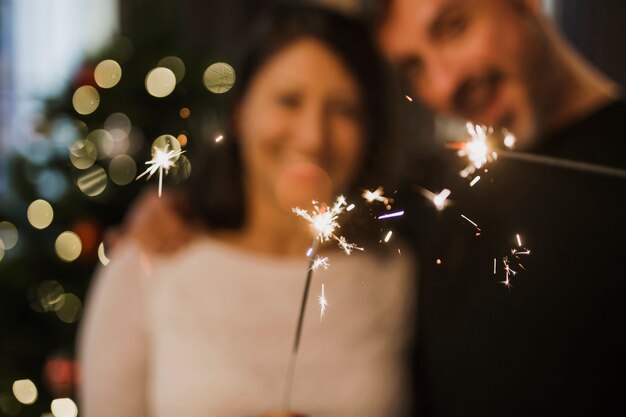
[69,140,97,170]
[109,154,137,185]
[50,398,78,417]
[179,107,191,119]
[104,112,132,135]
[55,294,82,324]
[12,379,38,405]
[36,169,68,202]
[29,280,65,313]
[0,239,4,262]
[145,67,176,98]
[203,62,236,93]
[72,86,100,115]
[176,133,188,147]
[27,199,54,229]
[98,242,109,266]
[55,232,82,262]
[157,56,185,84]
[87,129,115,159]
[0,221,18,250]
[94,59,122,88]
[169,154,192,184]
[76,165,107,197]
[0,392,20,415]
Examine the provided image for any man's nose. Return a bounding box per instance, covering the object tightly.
[420,54,463,113]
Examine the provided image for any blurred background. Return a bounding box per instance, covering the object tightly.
[0,0,624,415]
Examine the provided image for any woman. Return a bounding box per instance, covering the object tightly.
[79,4,415,416]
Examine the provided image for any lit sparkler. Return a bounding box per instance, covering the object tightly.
[456,123,498,178]
[136,144,185,197]
[292,196,359,251]
[285,196,361,409]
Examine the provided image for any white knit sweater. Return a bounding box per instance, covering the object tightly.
[78,236,415,417]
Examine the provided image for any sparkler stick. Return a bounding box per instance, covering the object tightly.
[498,149,626,179]
[283,196,361,410]
[283,238,320,410]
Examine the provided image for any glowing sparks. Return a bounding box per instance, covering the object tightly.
[318,284,328,320]
[215,134,224,143]
[433,189,451,211]
[346,204,355,211]
[461,214,481,231]
[384,230,393,243]
[293,196,360,254]
[419,187,451,211]
[310,256,329,271]
[503,130,517,149]
[470,176,481,187]
[458,123,498,178]
[137,144,185,197]
[405,95,413,102]
[362,187,390,205]
[498,235,531,287]
[378,210,404,220]
[337,236,363,255]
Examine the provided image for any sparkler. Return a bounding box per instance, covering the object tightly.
[284,196,361,410]
[136,143,185,197]
[419,188,451,211]
[457,123,498,178]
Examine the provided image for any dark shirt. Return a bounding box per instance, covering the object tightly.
[410,100,626,416]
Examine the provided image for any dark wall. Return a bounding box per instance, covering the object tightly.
[555,0,626,89]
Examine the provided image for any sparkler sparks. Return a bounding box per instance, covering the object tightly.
[292,196,360,253]
[378,210,405,220]
[419,187,451,211]
[136,144,185,197]
[461,214,481,231]
[362,187,391,205]
[457,123,498,178]
[498,235,531,287]
[317,284,328,320]
[310,256,329,271]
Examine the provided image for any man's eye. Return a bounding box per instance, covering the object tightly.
[277,94,300,108]
[441,14,468,38]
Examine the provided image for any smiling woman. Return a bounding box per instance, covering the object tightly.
[78,4,416,417]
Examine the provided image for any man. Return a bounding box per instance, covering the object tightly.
[377,1,625,416]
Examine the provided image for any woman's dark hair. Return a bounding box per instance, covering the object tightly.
[186,2,398,243]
